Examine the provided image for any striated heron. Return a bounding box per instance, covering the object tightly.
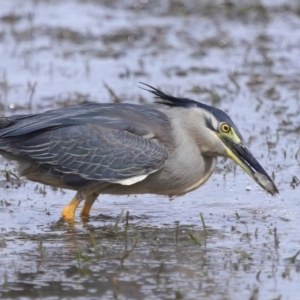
[0,83,278,221]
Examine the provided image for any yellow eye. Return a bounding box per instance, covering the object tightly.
[220,122,231,133]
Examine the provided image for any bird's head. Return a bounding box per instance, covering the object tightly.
[140,83,278,196]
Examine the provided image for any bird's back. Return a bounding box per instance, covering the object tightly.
[0,103,174,191]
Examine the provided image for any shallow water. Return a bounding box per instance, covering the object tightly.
[0,0,300,299]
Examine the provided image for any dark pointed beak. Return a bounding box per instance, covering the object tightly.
[225,141,278,195]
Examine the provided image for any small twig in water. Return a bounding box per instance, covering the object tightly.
[114,209,124,228]
[274,227,280,249]
[200,213,207,237]
[175,221,179,244]
[27,80,37,110]
[125,211,129,226]
[103,81,121,103]
[256,268,263,282]
[90,232,99,255]
[285,250,300,264]
[120,236,139,265]
[188,233,201,245]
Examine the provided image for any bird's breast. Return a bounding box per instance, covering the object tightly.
[177,157,216,194]
[143,155,217,196]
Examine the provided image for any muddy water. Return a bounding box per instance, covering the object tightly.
[0,0,299,299]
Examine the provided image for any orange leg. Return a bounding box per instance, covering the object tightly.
[61,194,82,221]
[80,193,98,218]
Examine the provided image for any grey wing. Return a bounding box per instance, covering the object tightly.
[10,124,169,187]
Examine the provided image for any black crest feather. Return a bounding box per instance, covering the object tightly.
[139,82,198,108]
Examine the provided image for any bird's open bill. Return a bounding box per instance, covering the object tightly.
[225,141,278,195]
